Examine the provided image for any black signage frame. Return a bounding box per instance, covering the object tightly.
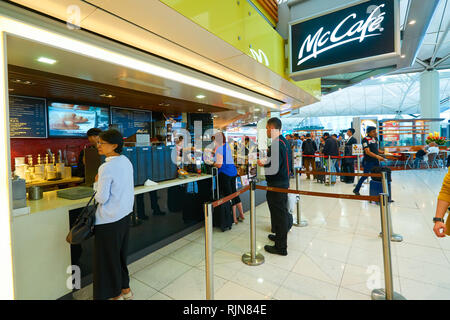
[289,0,401,78]
[110,106,153,139]
[9,95,48,139]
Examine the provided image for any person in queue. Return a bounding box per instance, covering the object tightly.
[257,117,292,256]
[213,132,245,224]
[342,128,357,183]
[302,133,317,180]
[93,129,134,300]
[323,132,339,185]
[353,126,385,196]
[433,168,450,238]
[76,128,102,177]
[331,134,341,173]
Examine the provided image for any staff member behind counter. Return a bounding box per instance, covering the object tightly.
[352,126,386,196]
[76,128,102,177]
[257,117,292,256]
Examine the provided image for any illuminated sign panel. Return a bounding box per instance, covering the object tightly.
[289,0,399,77]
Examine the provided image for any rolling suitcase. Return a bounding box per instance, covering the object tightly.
[315,165,326,183]
[210,168,233,232]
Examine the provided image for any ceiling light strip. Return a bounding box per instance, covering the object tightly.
[0,17,278,109]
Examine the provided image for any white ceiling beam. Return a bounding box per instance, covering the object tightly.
[430,0,449,65]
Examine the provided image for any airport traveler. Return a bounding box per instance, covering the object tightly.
[331,134,341,173]
[93,129,134,300]
[323,133,339,185]
[76,128,102,177]
[433,168,450,237]
[213,132,244,224]
[302,133,317,180]
[257,117,292,256]
[353,126,385,196]
[342,128,357,183]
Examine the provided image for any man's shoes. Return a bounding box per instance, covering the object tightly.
[264,245,287,256]
[268,234,276,241]
[353,189,360,196]
[153,210,166,216]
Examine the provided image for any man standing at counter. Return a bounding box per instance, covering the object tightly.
[257,117,291,256]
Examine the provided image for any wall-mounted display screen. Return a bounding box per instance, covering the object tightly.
[111,107,152,139]
[9,95,47,138]
[48,102,110,137]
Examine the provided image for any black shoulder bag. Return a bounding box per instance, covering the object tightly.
[66,192,97,244]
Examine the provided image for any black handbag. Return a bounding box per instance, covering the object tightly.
[66,192,97,244]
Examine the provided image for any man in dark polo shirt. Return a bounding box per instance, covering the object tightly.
[257,117,292,256]
[353,126,385,195]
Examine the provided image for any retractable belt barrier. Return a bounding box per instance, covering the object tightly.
[301,154,358,159]
[297,169,381,178]
[203,168,404,300]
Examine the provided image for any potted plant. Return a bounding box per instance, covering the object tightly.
[426,132,447,148]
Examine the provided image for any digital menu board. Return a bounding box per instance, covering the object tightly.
[48,102,110,137]
[9,95,47,138]
[111,107,152,139]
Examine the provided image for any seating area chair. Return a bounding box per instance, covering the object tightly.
[428,153,440,168]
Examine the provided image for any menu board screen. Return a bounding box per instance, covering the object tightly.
[111,107,152,139]
[48,102,110,137]
[9,95,47,138]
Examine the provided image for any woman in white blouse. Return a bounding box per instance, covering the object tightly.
[93,129,134,300]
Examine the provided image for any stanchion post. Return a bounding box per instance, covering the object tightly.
[380,171,403,243]
[371,193,406,300]
[242,180,264,266]
[203,202,214,300]
[356,155,361,184]
[327,155,331,184]
[294,170,308,227]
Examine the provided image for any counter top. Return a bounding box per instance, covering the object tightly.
[26,177,84,188]
[25,174,212,215]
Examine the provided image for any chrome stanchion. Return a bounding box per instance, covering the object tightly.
[372,193,406,300]
[242,180,264,266]
[327,155,331,185]
[203,202,214,300]
[294,170,308,227]
[380,172,403,243]
[356,155,361,185]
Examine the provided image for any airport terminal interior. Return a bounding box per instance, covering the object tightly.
[0,0,449,301]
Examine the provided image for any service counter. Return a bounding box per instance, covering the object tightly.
[12,173,268,300]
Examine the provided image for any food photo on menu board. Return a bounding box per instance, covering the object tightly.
[48,102,109,137]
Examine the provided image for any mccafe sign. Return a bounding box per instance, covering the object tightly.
[289,0,399,78]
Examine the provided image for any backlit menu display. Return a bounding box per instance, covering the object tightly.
[111,107,152,139]
[9,95,47,138]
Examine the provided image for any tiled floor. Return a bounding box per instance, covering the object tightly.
[73,168,450,300]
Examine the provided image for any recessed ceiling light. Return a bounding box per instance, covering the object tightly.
[100,94,115,99]
[408,20,416,25]
[197,108,204,112]
[37,57,57,65]
[158,103,170,107]
[401,54,406,58]
[196,94,206,99]
[11,79,34,85]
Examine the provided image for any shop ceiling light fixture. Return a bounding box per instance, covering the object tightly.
[0,17,278,109]
[408,20,416,25]
[196,94,206,99]
[37,56,56,64]
[100,93,115,98]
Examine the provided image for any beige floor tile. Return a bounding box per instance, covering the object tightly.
[128,252,164,275]
[160,268,227,300]
[336,287,371,300]
[263,247,303,271]
[230,263,290,297]
[291,252,346,286]
[397,256,450,290]
[132,257,192,291]
[304,238,352,263]
[394,242,450,267]
[215,281,270,300]
[147,292,173,300]
[169,242,214,266]
[398,277,450,300]
[273,272,340,300]
[129,277,158,300]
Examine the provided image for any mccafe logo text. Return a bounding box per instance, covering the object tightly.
[297,4,386,66]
